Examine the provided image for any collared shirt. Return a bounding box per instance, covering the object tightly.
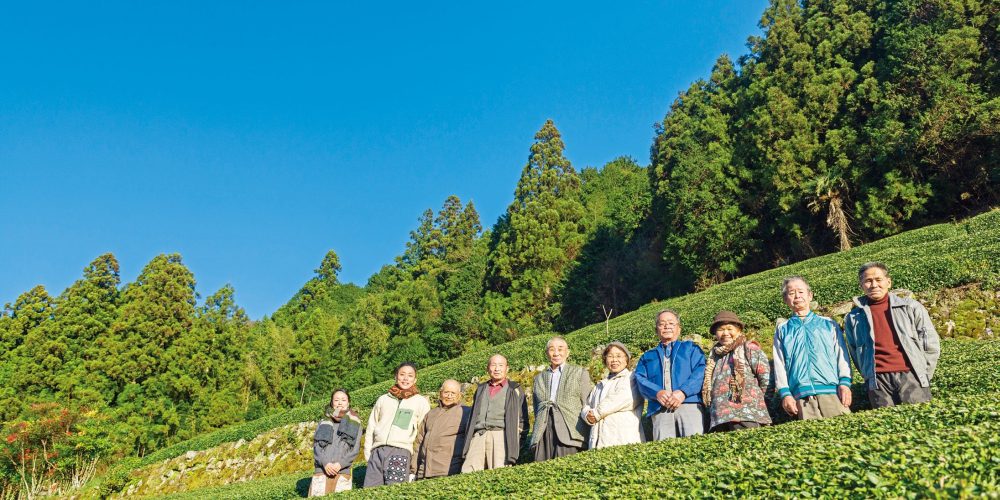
[549,364,564,402]
[660,342,674,392]
[487,377,508,398]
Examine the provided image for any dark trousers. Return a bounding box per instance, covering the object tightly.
[869,370,931,408]
[533,408,581,462]
[363,446,411,488]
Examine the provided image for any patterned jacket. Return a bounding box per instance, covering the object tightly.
[705,343,771,429]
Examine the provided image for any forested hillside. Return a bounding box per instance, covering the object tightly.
[2,0,996,496]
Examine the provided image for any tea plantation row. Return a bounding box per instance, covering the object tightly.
[161,339,1000,498]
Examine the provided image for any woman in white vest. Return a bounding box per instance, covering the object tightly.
[581,341,644,448]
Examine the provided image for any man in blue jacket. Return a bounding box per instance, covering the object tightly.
[634,309,707,440]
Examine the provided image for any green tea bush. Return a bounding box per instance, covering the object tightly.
[110,210,1000,493]
[155,340,1000,499]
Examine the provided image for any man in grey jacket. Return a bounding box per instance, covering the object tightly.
[843,262,941,408]
[530,337,592,461]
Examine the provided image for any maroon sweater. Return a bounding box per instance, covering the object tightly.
[869,296,912,373]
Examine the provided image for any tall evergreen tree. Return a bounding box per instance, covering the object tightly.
[651,56,759,288]
[559,156,656,329]
[93,254,196,394]
[485,120,585,338]
[398,209,438,277]
[0,286,54,421]
[741,0,871,254]
[854,0,999,234]
[78,254,198,453]
[20,254,121,405]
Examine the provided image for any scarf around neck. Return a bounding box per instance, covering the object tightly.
[324,405,342,421]
[389,384,421,400]
[325,405,358,422]
[702,336,749,406]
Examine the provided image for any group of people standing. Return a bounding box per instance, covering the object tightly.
[310,262,941,494]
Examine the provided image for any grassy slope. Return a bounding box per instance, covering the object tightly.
[102,209,1000,496]
[164,340,1000,498]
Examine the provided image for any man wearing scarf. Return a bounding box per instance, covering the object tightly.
[363,362,431,488]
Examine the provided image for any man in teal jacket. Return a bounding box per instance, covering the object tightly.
[773,276,853,420]
[843,262,940,408]
[634,309,706,440]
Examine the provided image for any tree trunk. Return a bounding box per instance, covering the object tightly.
[827,196,851,251]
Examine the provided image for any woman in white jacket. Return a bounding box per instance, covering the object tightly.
[582,342,644,449]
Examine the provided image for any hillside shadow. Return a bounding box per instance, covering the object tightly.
[558,225,677,332]
[294,476,310,497]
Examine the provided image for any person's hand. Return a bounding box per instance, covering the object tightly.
[668,390,686,410]
[656,389,671,407]
[838,385,852,408]
[323,462,341,476]
[586,410,597,425]
[782,396,799,417]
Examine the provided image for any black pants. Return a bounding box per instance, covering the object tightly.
[533,408,581,462]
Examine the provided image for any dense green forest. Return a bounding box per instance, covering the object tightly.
[1,0,996,492]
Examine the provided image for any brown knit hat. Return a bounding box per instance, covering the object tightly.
[710,310,744,335]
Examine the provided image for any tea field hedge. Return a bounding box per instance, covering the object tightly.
[160,339,1000,498]
[106,210,1000,495]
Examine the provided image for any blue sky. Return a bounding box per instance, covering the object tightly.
[0,1,768,318]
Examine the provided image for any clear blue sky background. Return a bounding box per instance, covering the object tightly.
[1,1,768,319]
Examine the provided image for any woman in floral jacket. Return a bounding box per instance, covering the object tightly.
[702,311,772,432]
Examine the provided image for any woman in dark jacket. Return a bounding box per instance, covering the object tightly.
[311,389,363,496]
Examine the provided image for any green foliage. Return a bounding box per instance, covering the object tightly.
[651,56,758,288]
[485,119,586,338]
[262,249,367,405]
[150,340,1000,499]
[0,253,280,497]
[107,210,1000,489]
[925,285,1000,340]
[646,0,998,287]
[338,195,484,384]
[559,157,663,330]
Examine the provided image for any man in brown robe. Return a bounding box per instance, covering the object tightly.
[411,379,471,479]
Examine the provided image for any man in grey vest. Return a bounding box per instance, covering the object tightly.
[461,354,529,471]
[530,336,593,461]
